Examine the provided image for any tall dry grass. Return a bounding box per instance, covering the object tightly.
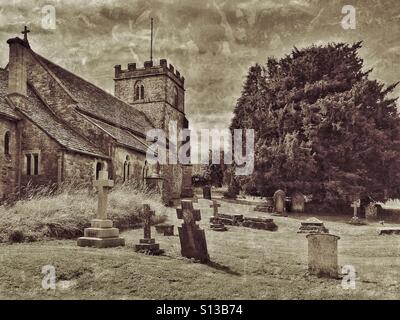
[0,181,167,243]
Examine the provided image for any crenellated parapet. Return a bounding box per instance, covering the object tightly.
[114,59,185,88]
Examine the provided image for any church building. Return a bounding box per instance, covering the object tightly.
[0,27,192,203]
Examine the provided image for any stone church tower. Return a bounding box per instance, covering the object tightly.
[113,60,193,200]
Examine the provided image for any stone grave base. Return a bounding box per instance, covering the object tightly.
[209,217,228,231]
[155,224,174,236]
[242,217,278,231]
[378,227,400,235]
[217,213,244,226]
[271,212,288,217]
[347,216,367,225]
[77,237,125,248]
[298,218,329,234]
[77,219,125,248]
[135,238,164,255]
[254,205,272,213]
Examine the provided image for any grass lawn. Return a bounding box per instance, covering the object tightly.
[0,197,399,300]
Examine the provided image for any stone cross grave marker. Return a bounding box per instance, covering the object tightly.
[177,200,209,262]
[351,199,360,218]
[210,200,221,218]
[93,170,114,220]
[348,199,366,225]
[135,204,162,254]
[209,200,227,231]
[77,170,125,248]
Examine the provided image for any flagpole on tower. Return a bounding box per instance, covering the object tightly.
[150,17,153,62]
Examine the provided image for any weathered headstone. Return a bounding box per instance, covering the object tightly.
[78,170,125,248]
[291,192,305,212]
[209,200,227,231]
[177,200,209,262]
[135,204,163,254]
[273,189,286,215]
[307,233,340,278]
[203,186,212,200]
[298,217,329,234]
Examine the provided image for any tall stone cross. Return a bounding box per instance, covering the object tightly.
[351,199,360,218]
[141,204,155,240]
[21,26,30,42]
[210,200,221,218]
[93,170,114,220]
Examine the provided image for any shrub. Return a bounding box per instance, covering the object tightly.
[0,181,167,243]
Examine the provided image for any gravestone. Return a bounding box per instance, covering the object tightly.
[177,200,209,262]
[77,170,125,248]
[291,192,305,212]
[203,186,212,200]
[242,216,278,231]
[135,204,163,254]
[209,200,227,231]
[348,199,367,225]
[273,190,286,215]
[307,233,340,278]
[298,217,329,234]
[378,227,400,235]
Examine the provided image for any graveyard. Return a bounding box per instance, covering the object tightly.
[1,187,400,300]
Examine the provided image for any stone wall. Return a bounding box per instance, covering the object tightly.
[63,152,99,186]
[113,146,146,185]
[18,118,61,190]
[0,118,18,199]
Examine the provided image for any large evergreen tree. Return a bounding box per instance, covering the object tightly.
[230,42,400,207]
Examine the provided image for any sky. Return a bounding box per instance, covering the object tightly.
[0,0,399,131]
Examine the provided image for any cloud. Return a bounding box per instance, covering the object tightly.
[0,0,399,128]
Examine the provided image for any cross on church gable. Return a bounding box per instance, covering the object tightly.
[21,26,30,40]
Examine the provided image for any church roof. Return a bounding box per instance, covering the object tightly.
[0,69,20,120]
[18,85,108,158]
[83,115,150,154]
[35,54,154,137]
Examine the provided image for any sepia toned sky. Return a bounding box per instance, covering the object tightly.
[0,0,399,131]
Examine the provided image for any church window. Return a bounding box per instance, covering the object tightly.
[123,156,131,182]
[140,85,145,100]
[134,81,144,101]
[25,152,40,176]
[95,162,102,180]
[4,131,10,155]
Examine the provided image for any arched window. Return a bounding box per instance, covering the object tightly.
[142,160,149,183]
[134,81,144,101]
[123,156,131,182]
[140,85,145,100]
[4,131,10,155]
[173,86,178,107]
[95,162,102,180]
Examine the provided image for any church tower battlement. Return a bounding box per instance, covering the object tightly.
[114,59,186,129]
